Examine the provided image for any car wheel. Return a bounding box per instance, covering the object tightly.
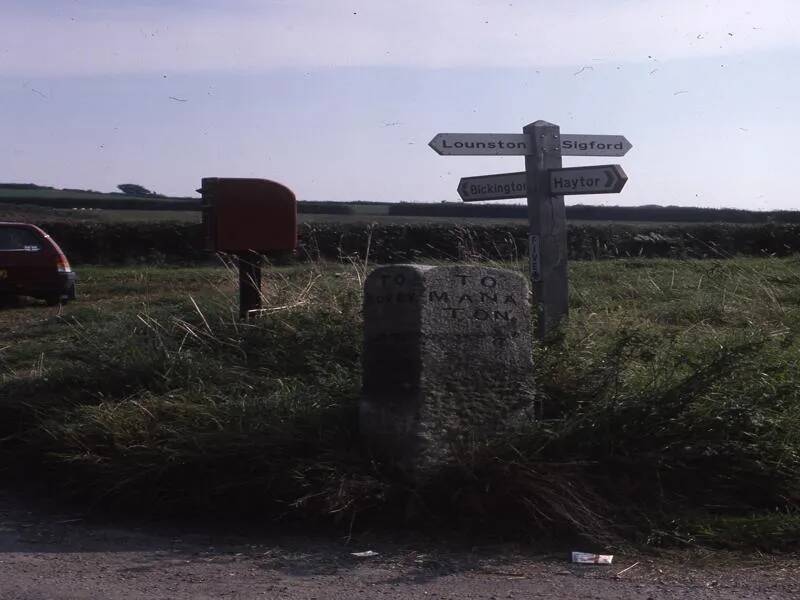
[0,294,16,307]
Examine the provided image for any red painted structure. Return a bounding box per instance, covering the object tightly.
[200,178,297,253]
[199,177,297,319]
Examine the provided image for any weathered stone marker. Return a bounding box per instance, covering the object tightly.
[361,265,534,474]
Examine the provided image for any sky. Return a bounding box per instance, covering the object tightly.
[1,0,799,210]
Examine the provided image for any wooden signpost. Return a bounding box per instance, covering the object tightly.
[429,122,631,339]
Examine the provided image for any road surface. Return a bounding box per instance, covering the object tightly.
[0,490,797,599]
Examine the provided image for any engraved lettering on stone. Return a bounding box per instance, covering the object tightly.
[361,265,534,476]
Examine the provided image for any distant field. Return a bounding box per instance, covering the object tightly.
[0,188,196,207]
[0,203,532,225]
[0,205,202,224]
[0,188,146,201]
[0,189,198,215]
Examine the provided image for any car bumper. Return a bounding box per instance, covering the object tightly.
[0,271,76,299]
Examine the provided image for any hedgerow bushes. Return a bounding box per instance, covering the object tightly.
[36,221,800,265]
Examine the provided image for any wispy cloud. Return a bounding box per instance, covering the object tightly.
[2,0,797,76]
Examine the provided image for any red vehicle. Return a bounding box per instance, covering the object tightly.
[0,223,76,306]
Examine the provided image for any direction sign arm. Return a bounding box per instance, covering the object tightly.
[559,134,632,157]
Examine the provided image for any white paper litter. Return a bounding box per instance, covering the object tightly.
[571,551,613,564]
[351,550,380,558]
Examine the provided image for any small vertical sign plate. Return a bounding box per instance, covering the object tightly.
[529,234,542,283]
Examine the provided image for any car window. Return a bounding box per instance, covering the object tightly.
[0,227,42,251]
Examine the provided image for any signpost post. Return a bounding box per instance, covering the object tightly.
[525,121,567,338]
[429,124,631,339]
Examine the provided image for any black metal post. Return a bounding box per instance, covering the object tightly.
[238,251,262,319]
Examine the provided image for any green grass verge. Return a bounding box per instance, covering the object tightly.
[1,258,800,548]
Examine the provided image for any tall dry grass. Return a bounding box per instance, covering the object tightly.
[1,256,800,547]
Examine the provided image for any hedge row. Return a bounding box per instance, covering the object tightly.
[7,192,800,223]
[36,221,800,265]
